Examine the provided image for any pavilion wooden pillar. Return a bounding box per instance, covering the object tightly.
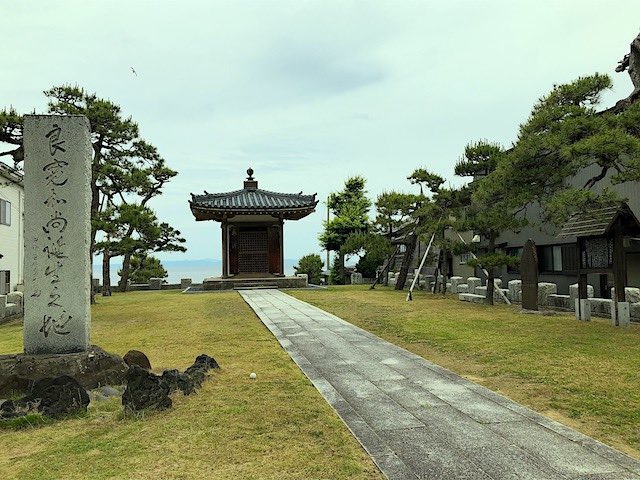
[221,221,227,277]
[613,224,627,304]
[267,222,284,275]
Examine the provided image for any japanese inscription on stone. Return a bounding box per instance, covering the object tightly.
[23,115,92,355]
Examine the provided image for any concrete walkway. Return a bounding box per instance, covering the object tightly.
[240,289,640,480]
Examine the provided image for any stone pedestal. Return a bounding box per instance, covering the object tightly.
[575,299,591,322]
[23,115,92,355]
[610,287,640,304]
[148,278,163,290]
[180,278,192,289]
[508,280,522,303]
[449,276,463,294]
[467,277,482,292]
[611,301,631,327]
[537,282,557,307]
[350,272,363,284]
[0,345,127,396]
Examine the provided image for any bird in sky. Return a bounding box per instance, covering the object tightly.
[131,66,137,76]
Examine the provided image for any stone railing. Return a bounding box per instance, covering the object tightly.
[453,275,640,321]
[0,292,24,323]
[388,271,452,292]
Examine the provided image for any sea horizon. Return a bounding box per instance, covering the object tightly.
[92,258,299,285]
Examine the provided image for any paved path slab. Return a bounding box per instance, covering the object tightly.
[240,289,640,480]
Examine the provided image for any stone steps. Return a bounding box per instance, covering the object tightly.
[233,283,279,290]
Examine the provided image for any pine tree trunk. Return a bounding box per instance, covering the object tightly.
[339,251,346,285]
[441,250,448,297]
[432,264,440,294]
[102,250,112,296]
[486,238,495,305]
[395,235,417,290]
[119,252,132,292]
[89,144,101,305]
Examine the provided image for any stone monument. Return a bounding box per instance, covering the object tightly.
[521,239,539,311]
[0,115,127,399]
[23,115,92,354]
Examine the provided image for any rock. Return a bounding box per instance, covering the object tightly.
[182,354,220,392]
[193,354,219,371]
[161,369,197,395]
[183,366,206,390]
[0,399,26,419]
[97,385,120,398]
[0,345,127,397]
[123,350,152,370]
[160,355,219,396]
[122,365,171,412]
[24,375,90,418]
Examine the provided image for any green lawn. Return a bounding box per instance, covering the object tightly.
[0,291,381,480]
[289,286,640,459]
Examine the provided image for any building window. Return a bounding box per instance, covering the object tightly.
[506,247,523,274]
[0,270,9,295]
[538,243,578,274]
[539,245,561,272]
[459,252,473,265]
[561,243,579,273]
[0,199,10,226]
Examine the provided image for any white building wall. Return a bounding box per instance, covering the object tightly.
[0,167,24,292]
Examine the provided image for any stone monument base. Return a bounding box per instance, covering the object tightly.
[0,345,127,397]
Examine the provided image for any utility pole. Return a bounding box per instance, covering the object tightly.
[326,197,330,271]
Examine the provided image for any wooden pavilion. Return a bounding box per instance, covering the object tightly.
[189,168,317,288]
[558,202,640,325]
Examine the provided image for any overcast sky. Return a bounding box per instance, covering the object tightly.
[1,1,639,265]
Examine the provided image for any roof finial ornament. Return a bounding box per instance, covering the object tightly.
[247,167,254,180]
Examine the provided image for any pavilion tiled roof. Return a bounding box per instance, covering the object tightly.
[189,169,318,221]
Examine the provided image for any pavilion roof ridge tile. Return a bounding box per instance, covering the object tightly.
[190,187,318,212]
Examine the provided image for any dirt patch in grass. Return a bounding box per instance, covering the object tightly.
[0,291,381,480]
[289,286,640,459]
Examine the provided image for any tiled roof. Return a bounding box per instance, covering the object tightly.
[191,188,317,210]
[0,161,23,185]
[558,203,640,238]
[189,187,318,221]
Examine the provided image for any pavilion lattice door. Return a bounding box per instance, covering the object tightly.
[238,228,269,274]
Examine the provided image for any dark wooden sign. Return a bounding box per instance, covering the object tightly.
[580,236,614,271]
